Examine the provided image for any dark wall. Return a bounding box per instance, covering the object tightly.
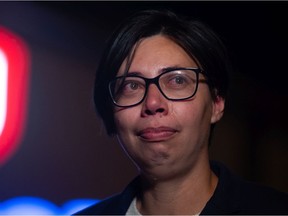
[0,1,287,205]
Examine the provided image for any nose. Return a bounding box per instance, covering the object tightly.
[141,84,168,116]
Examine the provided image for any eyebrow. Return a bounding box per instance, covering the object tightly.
[161,66,183,73]
[125,65,185,77]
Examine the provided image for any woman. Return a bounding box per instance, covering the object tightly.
[75,9,288,215]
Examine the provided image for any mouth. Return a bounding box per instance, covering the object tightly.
[137,127,178,142]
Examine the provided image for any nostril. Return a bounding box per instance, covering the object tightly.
[145,108,165,115]
[145,110,153,115]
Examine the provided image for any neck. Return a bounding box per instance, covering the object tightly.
[137,160,218,215]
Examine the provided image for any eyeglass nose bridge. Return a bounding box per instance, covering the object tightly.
[142,75,169,101]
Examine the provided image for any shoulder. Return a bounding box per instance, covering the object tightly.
[73,176,141,215]
[206,161,288,214]
[238,177,288,214]
[73,193,124,215]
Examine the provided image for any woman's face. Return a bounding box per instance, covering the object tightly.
[114,35,224,180]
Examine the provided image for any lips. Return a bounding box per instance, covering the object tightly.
[137,127,178,141]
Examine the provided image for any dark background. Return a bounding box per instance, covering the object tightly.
[0,1,288,205]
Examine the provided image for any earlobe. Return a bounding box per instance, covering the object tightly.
[211,96,225,124]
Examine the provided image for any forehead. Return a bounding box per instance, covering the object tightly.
[117,35,198,76]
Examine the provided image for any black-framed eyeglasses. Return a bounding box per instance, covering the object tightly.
[108,67,204,107]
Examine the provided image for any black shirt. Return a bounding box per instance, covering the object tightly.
[74,161,288,215]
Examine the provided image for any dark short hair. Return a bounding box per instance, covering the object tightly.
[94,9,231,135]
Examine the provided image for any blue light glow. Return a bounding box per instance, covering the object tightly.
[0,196,99,215]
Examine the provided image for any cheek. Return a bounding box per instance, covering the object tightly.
[176,99,213,132]
[172,102,201,122]
[114,108,138,133]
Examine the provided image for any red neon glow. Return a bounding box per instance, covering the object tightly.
[0,26,30,165]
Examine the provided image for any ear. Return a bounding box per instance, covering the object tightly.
[211,96,225,124]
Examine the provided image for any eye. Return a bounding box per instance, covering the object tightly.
[174,76,185,85]
[119,78,145,95]
[167,74,190,88]
[124,81,139,91]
